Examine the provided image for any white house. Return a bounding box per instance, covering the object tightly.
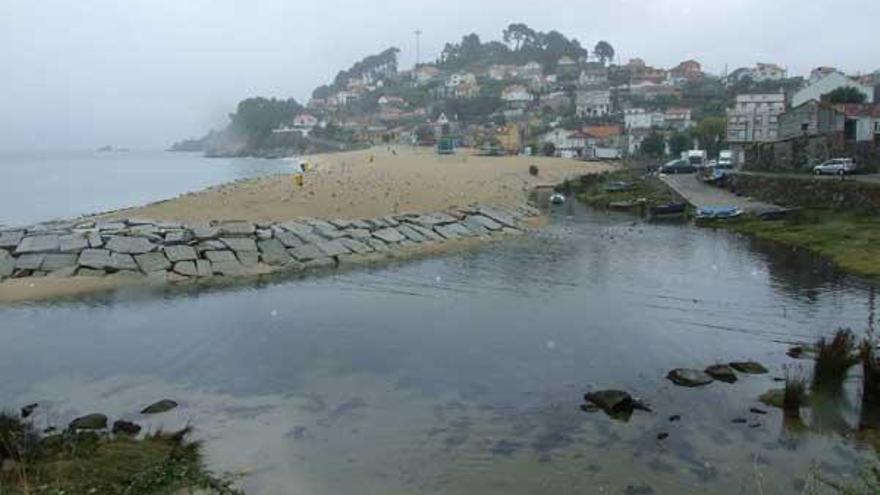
[624,108,654,130]
[293,114,318,128]
[414,65,441,85]
[752,63,787,82]
[575,90,611,117]
[519,61,543,80]
[791,71,874,107]
[726,93,786,143]
[502,85,532,107]
[446,73,477,88]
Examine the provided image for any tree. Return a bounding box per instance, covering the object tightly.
[639,132,666,158]
[668,131,692,157]
[502,23,538,51]
[541,142,557,156]
[594,41,615,65]
[825,87,867,104]
[691,117,727,157]
[229,97,302,137]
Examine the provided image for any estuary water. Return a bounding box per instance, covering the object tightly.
[0,204,876,494]
[0,149,297,227]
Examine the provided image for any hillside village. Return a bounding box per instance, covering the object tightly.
[191,24,880,171]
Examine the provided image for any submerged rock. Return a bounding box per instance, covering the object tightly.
[140,399,178,414]
[730,361,768,374]
[583,389,651,420]
[704,364,738,383]
[666,368,714,387]
[68,413,108,430]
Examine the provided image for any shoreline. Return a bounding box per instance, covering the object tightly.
[1,148,611,304]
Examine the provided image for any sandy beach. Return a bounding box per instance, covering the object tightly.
[108,146,614,223]
[0,148,613,303]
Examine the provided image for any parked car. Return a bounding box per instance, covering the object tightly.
[660,159,696,174]
[813,158,857,176]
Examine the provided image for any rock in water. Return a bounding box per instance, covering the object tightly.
[140,399,178,414]
[704,364,738,383]
[112,420,142,435]
[68,413,108,430]
[729,361,768,374]
[583,389,651,420]
[758,389,785,409]
[666,369,714,387]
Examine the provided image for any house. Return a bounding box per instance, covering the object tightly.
[627,58,668,85]
[726,93,786,144]
[414,65,441,85]
[540,91,571,111]
[623,127,654,155]
[628,81,680,100]
[791,71,874,107]
[538,128,582,157]
[833,104,880,142]
[778,100,846,141]
[578,62,608,89]
[623,108,656,130]
[501,85,532,108]
[446,73,477,88]
[518,61,543,80]
[663,107,693,131]
[582,125,623,158]
[753,63,787,82]
[488,64,518,80]
[557,56,579,79]
[496,124,522,154]
[378,95,406,107]
[575,90,611,117]
[668,60,702,84]
[293,114,318,128]
[334,90,359,107]
[809,66,838,84]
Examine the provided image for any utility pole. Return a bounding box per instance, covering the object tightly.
[414,29,422,67]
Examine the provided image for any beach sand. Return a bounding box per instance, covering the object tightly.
[108,146,614,223]
[1,148,613,303]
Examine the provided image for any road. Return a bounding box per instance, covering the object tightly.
[660,173,782,213]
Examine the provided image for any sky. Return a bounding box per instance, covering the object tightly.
[1,0,878,150]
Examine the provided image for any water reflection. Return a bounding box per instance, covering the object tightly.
[0,205,878,494]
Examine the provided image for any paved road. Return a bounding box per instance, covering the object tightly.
[737,170,880,185]
[660,174,781,213]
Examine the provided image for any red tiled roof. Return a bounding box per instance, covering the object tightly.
[582,125,622,139]
[833,103,880,118]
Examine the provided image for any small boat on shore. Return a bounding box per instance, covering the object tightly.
[603,181,634,192]
[649,202,687,216]
[549,193,566,205]
[695,206,743,220]
[608,199,645,210]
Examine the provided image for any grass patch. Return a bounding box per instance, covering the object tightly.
[574,169,683,209]
[723,208,880,279]
[812,329,859,392]
[0,414,241,495]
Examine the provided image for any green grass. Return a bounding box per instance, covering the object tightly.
[0,414,242,495]
[722,209,880,279]
[574,169,684,209]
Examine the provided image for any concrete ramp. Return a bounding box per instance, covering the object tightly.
[660,174,782,214]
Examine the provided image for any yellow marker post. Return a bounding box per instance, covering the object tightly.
[295,173,304,187]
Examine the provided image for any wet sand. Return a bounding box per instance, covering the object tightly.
[107,147,614,223]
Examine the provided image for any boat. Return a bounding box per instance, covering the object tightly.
[649,202,687,216]
[603,181,634,192]
[549,193,566,205]
[695,206,743,220]
[608,199,643,210]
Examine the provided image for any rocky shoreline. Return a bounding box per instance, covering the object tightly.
[0,203,539,302]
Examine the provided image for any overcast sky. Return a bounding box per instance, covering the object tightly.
[1,0,877,150]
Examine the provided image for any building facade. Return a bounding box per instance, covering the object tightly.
[726,93,786,143]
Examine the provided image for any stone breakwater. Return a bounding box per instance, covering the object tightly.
[0,204,539,287]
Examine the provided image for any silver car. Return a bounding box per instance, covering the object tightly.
[813,158,857,176]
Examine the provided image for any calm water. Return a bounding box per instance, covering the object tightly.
[0,150,298,227]
[0,205,877,494]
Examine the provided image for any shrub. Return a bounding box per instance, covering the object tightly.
[813,328,859,391]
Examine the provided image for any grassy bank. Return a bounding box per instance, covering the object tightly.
[573,168,684,209]
[0,412,241,494]
[719,209,880,279]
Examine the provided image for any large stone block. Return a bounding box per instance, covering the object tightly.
[0,250,14,279]
[105,236,156,254]
[15,235,60,254]
[16,254,45,270]
[373,228,406,243]
[316,240,351,257]
[220,237,258,252]
[173,261,198,277]
[289,244,324,262]
[236,251,260,266]
[218,222,255,236]
[59,234,89,253]
[396,225,426,243]
[134,252,171,273]
[0,231,24,249]
[164,245,198,262]
[205,250,237,263]
[109,253,139,271]
[41,254,78,271]
[78,249,112,269]
[258,239,292,266]
[274,230,303,248]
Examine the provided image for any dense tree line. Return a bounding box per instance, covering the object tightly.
[229,97,303,137]
[438,23,592,73]
[312,47,400,99]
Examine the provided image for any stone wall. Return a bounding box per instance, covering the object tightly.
[0,204,537,285]
[727,173,880,210]
[743,134,880,173]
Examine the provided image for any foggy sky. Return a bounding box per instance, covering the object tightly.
[1,0,878,150]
